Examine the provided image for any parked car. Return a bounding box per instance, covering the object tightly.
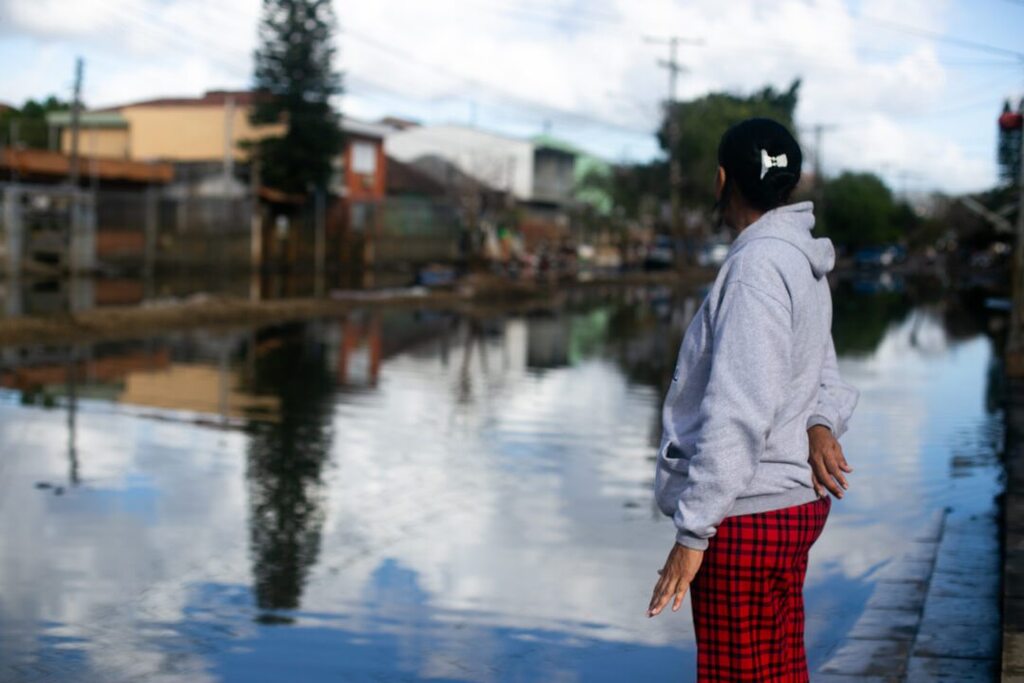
[643,235,676,270]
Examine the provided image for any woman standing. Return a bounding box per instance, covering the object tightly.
[647,118,859,682]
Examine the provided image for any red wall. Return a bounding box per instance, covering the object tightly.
[343,134,387,202]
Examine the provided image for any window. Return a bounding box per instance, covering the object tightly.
[352,141,377,175]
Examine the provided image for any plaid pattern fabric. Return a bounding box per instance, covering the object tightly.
[690,496,831,682]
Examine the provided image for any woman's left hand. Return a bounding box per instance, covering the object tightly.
[647,543,705,617]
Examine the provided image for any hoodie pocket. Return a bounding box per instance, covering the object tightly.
[654,442,690,517]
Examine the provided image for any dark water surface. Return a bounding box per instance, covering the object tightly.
[0,281,1006,682]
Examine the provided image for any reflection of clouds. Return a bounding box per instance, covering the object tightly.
[0,402,250,682]
[0,301,1002,680]
[808,309,996,581]
[306,320,689,654]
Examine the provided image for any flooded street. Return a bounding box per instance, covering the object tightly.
[0,281,1006,682]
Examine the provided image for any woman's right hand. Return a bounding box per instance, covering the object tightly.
[808,425,852,499]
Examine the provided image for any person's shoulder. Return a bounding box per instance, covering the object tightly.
[721,241,797,301]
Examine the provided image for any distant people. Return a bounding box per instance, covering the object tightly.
[647,118,859,682]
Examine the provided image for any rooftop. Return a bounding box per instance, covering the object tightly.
[94,90,268,112]
[342,116,391,140]
[0,148,173,183]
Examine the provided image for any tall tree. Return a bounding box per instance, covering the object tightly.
[658,80,801,209]
[250,0,343,194]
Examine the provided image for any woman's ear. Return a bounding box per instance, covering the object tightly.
[715,166,727,200]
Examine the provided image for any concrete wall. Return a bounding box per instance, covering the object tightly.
[532,148,575,204]
[60,127,130,159]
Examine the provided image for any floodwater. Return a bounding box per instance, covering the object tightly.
[0,279,1006,682]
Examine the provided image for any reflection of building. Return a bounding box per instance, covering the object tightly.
[334,317,383,387]
[0,340,278,420]
[526,315,570,369]
[120,363,279,418]
[0,347,171,400]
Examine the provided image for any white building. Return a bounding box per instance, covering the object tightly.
[384,124,575,206]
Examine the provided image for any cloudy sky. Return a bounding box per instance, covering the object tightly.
[0,0,1021,194]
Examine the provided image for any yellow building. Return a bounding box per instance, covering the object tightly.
[47,90,284,162]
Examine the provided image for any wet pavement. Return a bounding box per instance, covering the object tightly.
[0,281,1008,682]
[817,509,1001,681]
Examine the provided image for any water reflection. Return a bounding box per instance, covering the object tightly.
[0,280,1006,682]
[243,326,334,614]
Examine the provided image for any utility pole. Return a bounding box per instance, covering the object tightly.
[812,124,836,200]
[645,35,702,265]
[223,94,236,196]
[314,187,325,298]
[1012,96,1024,361]
[1017,95,1024,258]
[67,57,84,277]
[68,57,83,188]
[799,123,837,220]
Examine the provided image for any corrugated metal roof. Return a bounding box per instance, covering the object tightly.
[0,148,173,183]
[342,116,391,139]
[45,111,129,128]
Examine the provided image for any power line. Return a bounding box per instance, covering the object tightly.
[344,29,650,135]
[854,13,1024,61]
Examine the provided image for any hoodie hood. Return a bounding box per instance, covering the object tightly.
[726,201,835,279]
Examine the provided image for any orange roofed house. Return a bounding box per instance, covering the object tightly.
[46,90,387,200]
[43,90,389,283]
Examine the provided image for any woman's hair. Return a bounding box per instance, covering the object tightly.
[717,117,803,213]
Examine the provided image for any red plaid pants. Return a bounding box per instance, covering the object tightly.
[690,496,831,683]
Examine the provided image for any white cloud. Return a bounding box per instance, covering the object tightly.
[0,0,1015,192]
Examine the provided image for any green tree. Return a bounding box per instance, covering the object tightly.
[659,80,801,208]
[821,172,900,248]
[1,96,71,149]
[250,0,343,194]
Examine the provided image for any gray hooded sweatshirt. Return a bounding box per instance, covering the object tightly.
[654,201,859,550]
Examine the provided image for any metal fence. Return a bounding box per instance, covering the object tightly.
[0,183,254,278]
[0,184,465,295]
[0,184,95,275]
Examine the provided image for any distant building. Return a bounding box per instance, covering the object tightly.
[45,93,388,202]
[384,124,575,206]
[46,90,282,164]
[385,124,577,252]
[45,90,281,198]
[531,134,613,216]
[337,117,388,219]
